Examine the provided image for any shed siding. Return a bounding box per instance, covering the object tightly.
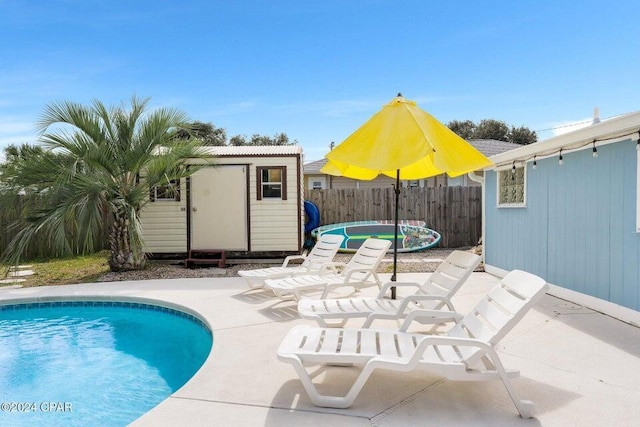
[248,156,301,251]
[486,138,640,311]
[140,180,188,253]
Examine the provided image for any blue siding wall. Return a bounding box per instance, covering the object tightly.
[485,139,640,311]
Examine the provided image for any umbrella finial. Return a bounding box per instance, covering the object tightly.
[397,92,403,97]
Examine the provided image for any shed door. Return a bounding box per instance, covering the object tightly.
[190,165,248,250]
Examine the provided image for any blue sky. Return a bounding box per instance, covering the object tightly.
[1,0,639,162]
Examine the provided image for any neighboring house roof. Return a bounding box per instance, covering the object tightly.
[200,145,303,156]
[489,111,640,168]
[304,158,329,174]
[468,139,521,157]
[304,139,519,173]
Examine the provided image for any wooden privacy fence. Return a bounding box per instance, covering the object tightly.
[304,186,482,248]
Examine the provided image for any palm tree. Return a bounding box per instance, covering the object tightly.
[0,96,206,271]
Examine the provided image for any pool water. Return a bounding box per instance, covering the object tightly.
[0,301,213,427]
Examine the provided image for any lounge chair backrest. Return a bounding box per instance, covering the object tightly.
[446,270,548,365]
[344,238,392,278]
[301,234,345,268]
[418,251,481,298]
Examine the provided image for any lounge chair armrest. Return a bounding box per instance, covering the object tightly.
[306,259,328,270]
[412,335,492,357]
[283,254,306,267]
[398,295,456,313]
[368,336,493,368]
[342,267,375,282]
[376,281,423,298]
[399,309,463,332]
[319,262,347,274]
[318,268,376,298]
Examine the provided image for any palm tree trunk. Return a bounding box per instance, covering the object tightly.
[108,212,145,271]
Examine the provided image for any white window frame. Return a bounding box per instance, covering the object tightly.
[150,179,180,202]
[496,165,527,208]
[257,166,287,200]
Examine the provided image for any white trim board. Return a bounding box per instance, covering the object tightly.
[637,146,640,233]
[484,264,640,328]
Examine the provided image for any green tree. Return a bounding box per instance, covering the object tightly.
[508,125,538,145]
[229,135,248,146]
[175,121,227,146]
[230,132,296,146]
[447,119,536,144]
[0,96,206,271]
[474,119,510,141]
[446,120,476,140]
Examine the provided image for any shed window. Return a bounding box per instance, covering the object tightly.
[150,179,180,202]
[257,166,287,200]
[497,166,526,207]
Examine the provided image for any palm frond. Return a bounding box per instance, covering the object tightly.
[3,96,203,270]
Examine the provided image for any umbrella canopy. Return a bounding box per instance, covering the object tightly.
[322,94,493,180]
[321,94,493,298]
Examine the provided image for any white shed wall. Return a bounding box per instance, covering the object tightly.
[140,180,188,253]
[247,156,301,251]
[141,152,303,254]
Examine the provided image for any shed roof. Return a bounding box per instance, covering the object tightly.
[200,145,302,157]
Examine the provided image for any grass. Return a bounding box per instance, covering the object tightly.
[1,251,111,287]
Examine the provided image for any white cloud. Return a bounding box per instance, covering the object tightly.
[0,118,33,135]
[0,114,39,157]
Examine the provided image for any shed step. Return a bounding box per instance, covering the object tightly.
[185,250,226,268]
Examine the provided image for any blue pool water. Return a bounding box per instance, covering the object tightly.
[0,301,213,427]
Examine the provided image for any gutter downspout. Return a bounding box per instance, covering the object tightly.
[467,171,486,265]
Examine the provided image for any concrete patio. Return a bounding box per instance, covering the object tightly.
[1,272,639,426]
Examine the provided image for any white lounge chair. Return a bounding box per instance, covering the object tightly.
[238,234,345,289]
[264,238,392,301]
[298,250,481,327]
[278,270,548,418]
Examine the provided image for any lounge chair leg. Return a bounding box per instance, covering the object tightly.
[483,349,535,419]
[287,358,376,409]
[362,317,375,329]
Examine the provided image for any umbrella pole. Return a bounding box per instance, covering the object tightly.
[391,169,400,299]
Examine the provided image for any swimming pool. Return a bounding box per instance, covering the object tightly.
[0,300,213,427]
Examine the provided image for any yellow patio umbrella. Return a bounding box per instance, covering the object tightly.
[321,94,493,298]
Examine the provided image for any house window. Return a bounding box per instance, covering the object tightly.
[257,166,287,200]
[150,179,180,202]
[312,181,322,190]
[497,166,526,207]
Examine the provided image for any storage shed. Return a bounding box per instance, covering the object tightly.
[481,111,640,325]
[141,145,304,256]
